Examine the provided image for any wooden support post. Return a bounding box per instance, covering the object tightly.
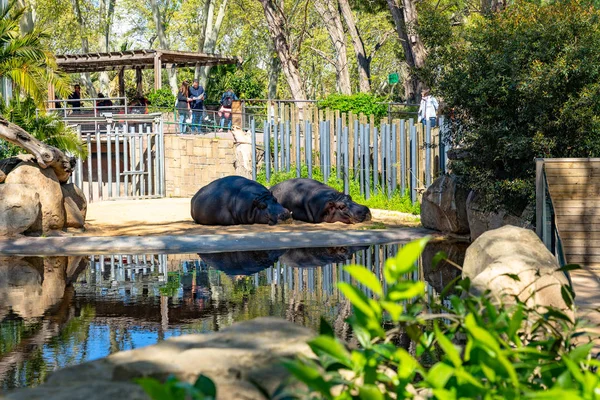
[118,68,125,101]
[136,68,143,98]
[154,52,162,90]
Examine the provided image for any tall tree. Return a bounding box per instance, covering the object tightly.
[198,0,228,87]
[150,0,178,94]
[313,0,351,94]
[338,0,370,92]
[386,0,427,102]
[70,0,95,96]
[257,0,306,100]
[98,0,117,94]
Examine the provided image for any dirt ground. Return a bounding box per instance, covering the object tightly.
[83,198,421,237]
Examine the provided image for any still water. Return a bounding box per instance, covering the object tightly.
[0,241,467,391]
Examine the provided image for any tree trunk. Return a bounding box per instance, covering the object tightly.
[268,50,281,99]
[98,0,116,95]
[71,0,96,97]
[314,0,351,95]
[0,118,73,183]
[195,0,212,79]
[16,0,35,33]
[150,0,178,94]
[258,0,307,101]
[339,0,371,93]
[199,0,228,88]
[386,0,427,102]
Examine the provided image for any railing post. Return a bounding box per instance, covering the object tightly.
[251,119,257,181]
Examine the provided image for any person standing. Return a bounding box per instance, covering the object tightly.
[418,88,439,128]
[188,79,205,133]
[67,84,82,112]
[176,81,191,133]
[218,88,238,131]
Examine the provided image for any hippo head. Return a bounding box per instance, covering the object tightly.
[252,192,292,225]
[322,194,372,224]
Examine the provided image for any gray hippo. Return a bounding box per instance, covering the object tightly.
[198,250,285,276]
[271,178,371,224]
[280,246,369,268]
[191,176,291,225]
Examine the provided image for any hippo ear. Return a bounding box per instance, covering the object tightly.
[253,199,267,210]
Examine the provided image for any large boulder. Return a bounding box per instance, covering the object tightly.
[4,317,314,400]
[0,183,41,236]
[420,175,469,234]
[463,225,569,310]
[231,127,253,179]
[61,183,87,228]
[466,191,533,241]
[5,162,65,232]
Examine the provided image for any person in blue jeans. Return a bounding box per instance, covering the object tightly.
[176,80,191,133]
[218,88,238,131]
[188,79,205,133]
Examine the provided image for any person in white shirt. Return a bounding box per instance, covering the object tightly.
[418,88,439,128]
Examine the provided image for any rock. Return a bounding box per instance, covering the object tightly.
[231,127,253,179]
[0,169,5,183]
[5,162,65,232]
[463,225,569,309]
[0,183,41,236]
[420,175,469,234]
[466,191,533,241]
[61,183,87,220]
[0,257,43,319]
[63,197,85,228]
[4,317,315,400]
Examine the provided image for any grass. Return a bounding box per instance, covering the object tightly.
[256,164,421,215]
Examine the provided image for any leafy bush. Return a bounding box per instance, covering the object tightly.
[0,97,86,159]
[137,374,216,400]
[282,238,598,399]
[317,93,388,121]
[257,164,420,215]
[147,88,176,112]
[428,0,600,213]
[205,64,266,102]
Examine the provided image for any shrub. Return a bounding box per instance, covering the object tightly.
[282,238,598,399]
[429,0,600,213]
[147,88,176,112]
[256,165,420,215]
[317,93,388,121]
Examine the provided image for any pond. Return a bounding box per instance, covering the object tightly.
[0,240,467,391]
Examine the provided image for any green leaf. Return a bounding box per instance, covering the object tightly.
[561,285,575,309]
[384,237,430,283]
[432,251,448,270]
[393,348,419,380]
[387,281,425,301]
[501,273,521,282]
[557,264,581,273]
[426,362,455,389]
[507,303,524,339]
[308,335,352,368]
[434,323,462,367]
[344,265,383,296]
[524,388,584,399]
[319,316,335,337]
[380,301,404,321]
[281,358,332,397]
[193,374,216,398]
[358,384,384,400]
[135,377,175,400]
[337,282,375,318]
[567,342,594,362]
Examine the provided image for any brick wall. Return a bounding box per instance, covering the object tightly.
[164,134,236,197]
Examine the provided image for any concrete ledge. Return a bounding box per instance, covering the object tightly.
[0,228,433,256]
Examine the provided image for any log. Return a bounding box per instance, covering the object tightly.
[0,116,74,183]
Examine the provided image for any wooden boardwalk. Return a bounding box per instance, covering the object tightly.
[543,159,600,269]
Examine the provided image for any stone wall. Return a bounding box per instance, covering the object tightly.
[164,134,236,198]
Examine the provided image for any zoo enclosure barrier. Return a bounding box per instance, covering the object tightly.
[70,113,166,203]
[247,114,449,204]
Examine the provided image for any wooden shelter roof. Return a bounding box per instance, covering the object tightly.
[56,49,240,73]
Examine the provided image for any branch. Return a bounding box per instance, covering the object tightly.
[372,29,395,56]
[308,46,336,67]
[0,117,73,183]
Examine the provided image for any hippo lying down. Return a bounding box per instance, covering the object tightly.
[271,178,371,224]
[191,176,291,225]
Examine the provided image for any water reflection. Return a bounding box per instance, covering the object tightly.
[0,241,467,391]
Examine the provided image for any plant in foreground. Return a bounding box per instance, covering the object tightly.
[137,374,216,400]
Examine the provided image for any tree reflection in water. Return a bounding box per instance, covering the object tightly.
[0,241,466,391]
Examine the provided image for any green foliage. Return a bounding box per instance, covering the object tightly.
[317,94,388,121]
[147,88,176,112]
[159,272,181,297]
[137,374,216,400]
[427,0,600,212]
[256,164,420,215]
[0,97,86,159]
[281,238,600,399]
[205,64,266,102]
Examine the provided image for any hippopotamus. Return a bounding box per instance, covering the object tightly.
[191,176,291,225]
[198,250,285,276]
[280,246,369,268]
[271,178,371,224]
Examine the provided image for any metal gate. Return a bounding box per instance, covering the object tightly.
[70,114,165,202]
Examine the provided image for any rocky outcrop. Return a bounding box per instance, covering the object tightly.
[420,175,469,234]
[4,318,314,400]
[5,162,65,232]
[0,162,87,236]
[463,225,569,309]
[231,127,253,179]
[466,191,533,241]
[0,184,41,236]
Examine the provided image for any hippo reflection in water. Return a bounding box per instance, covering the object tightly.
[197,250,286,276]
[280,246,368,268]
[271,178,371,224]
[191,176,291,226]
